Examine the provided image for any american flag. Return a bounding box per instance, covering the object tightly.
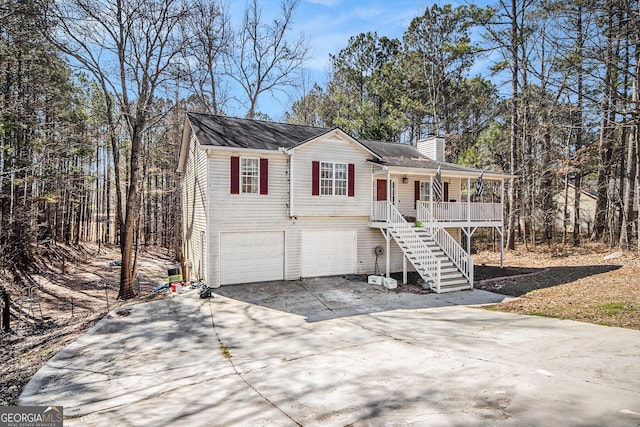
[432,166,442,203]
[474,170,485,199]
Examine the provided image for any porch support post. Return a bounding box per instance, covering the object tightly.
[385,170,391,278]
[467,177,471,223]
[370,167,373,220]
[385,229,391,278]
[500,228,504,268]
[500,179,505,268]
[403,255,407,284]
[387,169,391,210]
[429,174,434,218]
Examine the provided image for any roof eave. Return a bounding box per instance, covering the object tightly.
[176,117,193,173]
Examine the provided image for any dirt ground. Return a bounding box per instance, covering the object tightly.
[0,243,177,406]
[2,241,638,406]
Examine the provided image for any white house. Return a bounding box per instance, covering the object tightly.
[177,113,510,293]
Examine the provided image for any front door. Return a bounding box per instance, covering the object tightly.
[376,179,397,204]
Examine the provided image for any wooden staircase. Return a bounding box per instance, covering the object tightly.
[382,201,472,293]
[414,228,472,292]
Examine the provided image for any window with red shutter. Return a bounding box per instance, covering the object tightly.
[348,163,355,197]
[230,157,240,194]
[312,161,320,195]
[259,158,268,195]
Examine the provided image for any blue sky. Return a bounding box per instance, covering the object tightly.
[225,0,488,120]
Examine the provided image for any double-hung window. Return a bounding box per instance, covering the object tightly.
[231,156,267,195]
[320,162,347,196]
[420,181,431,201]
[241,158,259,194]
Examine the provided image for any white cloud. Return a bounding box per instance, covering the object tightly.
[305,0,342,6]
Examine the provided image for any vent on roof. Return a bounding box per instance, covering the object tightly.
[417,136,445,162]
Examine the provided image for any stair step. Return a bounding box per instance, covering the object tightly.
[432,284,472,293]
[441,272,464,280]
[441,278,469,286]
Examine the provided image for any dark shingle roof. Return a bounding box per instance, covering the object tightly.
[185,113,507,177]
[360,140,488,174]
[187,112,330,150]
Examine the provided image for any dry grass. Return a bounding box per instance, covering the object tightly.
[475,242,640,330]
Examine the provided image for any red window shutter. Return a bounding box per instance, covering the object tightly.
[414,180,420,208]
[444,182,449,202]
[230,156,240,194]
[348,163,355,197]
[312,161,320,196]
[259,158,268,195]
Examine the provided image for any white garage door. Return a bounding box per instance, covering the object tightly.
[301,229,357,277]
[220,231,285,285]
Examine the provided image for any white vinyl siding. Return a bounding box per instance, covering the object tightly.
[182,134,208,282]
[199,137,409,286]
[291,135,372,217]
[208,151,289,286]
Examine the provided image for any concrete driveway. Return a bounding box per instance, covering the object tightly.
[20,277,640,426]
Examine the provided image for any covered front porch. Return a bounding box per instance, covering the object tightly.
[368,167,505,228]
[368,167,508,288]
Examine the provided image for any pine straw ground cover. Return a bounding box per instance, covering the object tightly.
[474,242,640,330]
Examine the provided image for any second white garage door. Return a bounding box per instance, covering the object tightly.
[220,231,285,285]
[301,229,357,277]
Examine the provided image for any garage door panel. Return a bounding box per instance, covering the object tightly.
[220,231,284,285]
[301,229,356,277]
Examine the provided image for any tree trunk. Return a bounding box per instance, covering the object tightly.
[506,0,519,251]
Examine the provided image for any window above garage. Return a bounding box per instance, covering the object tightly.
[312,160,355,197]
[230,156,268,195]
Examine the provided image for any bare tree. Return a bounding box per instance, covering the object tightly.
[227,0,309,119]
[180,0,231,114]
[44,0,190,299]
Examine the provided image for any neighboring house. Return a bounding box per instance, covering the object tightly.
[177,113,510,293]
[552,182,638,235]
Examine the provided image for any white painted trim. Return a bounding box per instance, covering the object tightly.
[201,145,288,156]
[383,165,514,180]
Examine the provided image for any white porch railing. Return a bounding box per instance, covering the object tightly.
[373,200,387,222]
[420,201,503,223]
[372,201,502,223]
[417,202,473,286]
[387,202,441,289]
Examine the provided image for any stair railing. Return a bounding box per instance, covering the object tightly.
[387,202,441,289]
[417,201,473,287]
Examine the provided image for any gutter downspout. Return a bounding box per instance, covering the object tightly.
[281,148,294,218]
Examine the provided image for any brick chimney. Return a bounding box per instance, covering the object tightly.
[417,136,445,162]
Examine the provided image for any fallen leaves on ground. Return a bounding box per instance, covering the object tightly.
[475,242,640,330]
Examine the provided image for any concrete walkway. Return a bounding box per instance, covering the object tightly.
[20,278,640,426]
